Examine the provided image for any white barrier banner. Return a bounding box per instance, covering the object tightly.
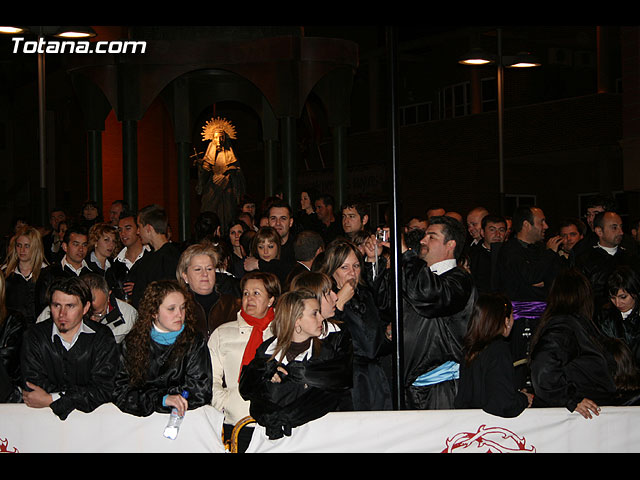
[2,404,640,453]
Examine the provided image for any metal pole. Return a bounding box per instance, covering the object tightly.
[37,29,47,226]
[386,26,405,410]
[497,28,505,215]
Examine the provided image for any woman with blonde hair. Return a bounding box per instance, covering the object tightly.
[239,289,352,440]
[86,223,119,275]
[113,280,212,417]
[176,242,241,339]
[3,225,48,324]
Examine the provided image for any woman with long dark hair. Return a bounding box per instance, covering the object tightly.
[595,265,640,364]
[239,289,352,440]
[455,293,533,417]
[529,268,617,419]
[315,239,392,411]
[113,280,212,417]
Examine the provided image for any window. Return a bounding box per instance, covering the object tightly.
[438,82,470,119]
[400,102,432,126]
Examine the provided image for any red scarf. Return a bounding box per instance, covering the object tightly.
[239,307,275,380]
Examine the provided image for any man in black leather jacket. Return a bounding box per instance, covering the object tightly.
[401,216,477,410]
[21,276,119,420]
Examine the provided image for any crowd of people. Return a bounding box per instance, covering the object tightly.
[2,191,640,450]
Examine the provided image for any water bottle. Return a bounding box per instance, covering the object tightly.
[163,390,189,440]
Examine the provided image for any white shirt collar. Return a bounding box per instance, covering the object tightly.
[90,251,111,270]
[429,258,457,276]
[597,243,618,256]
[51,320,95,350]
[61,255,89,275]
[115,244,149,268]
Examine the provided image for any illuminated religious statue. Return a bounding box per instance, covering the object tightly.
[195,116,246,232]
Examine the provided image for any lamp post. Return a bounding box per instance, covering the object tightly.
[459,28,540,215]
[0,26,96,225]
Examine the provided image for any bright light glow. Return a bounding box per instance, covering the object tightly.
[56,31,93,38]
[509,62,540,68]
[459,58,491,65]
[0,26,26,34]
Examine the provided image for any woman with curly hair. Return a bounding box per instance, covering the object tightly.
[2,225,48,324]
[86,223,119,275]
[113,280,212,417]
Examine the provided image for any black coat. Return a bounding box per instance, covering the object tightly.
[530,313,617,412]
[113,330,213,417]
[4,270,38,324]
[333,283,392,411]
[20,318,120,420]
[239,330,353,440]
[596,304,640,366]
[400,250,477,388]
[576,245,640,310]
[495,237,563,302]
[34,261,93,318]
[0,311,27,402]
[455,337,529,418]
[130,242,183,308]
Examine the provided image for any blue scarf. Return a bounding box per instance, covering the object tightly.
[151,324,185,345]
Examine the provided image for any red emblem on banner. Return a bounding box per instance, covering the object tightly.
[1,437,19,453]
[442,424,535,453]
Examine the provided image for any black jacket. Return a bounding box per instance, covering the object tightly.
[401,250,477,387]
[130,242,183,308]
[455,337,529,418]
[530,313,617,412]
[35,261,93,318]
[20,318,119,420]
[495,237,563,302]
[0,311,28,402]
[113,330,213,417]
[333,283,392,411]
[4,270,38,324]
[576,245,640,310]
[596,304,640,366]
[239,330,353,440]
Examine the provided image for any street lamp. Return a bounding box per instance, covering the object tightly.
[0,26,96,224]
[459,28,541,215]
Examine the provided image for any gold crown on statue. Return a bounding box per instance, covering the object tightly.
[201,117,237,141]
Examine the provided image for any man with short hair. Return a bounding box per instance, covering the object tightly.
[315,194,343,243]
[35,225,92,317]
[468,214,507,293]
[284,230,325,290]
[405,216,428,232]
[107,210,150,301]
[42,207,67,263]
[426,206,446,219]
[21,276,119,420]
[108,200,129,227]
[556,217,585,266]
[466,206,489,247]
[268,200,296,266]
[341,202,369,239]
[496,205,564,388]
[576,211,640,310]
[400,215,477,409]
[37,273,138,344]
[130,204,182,308]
